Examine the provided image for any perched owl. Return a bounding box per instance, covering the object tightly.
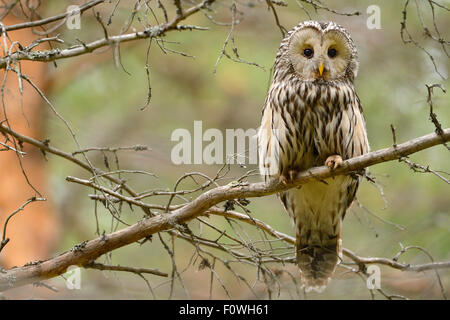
[258,21,369,292]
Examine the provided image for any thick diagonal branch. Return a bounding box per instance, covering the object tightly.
[0,129,448,291]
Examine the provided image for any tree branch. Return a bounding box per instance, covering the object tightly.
[0,128,448,291]
[343,248,450,272]
[2,0,105,32]
[0,124,145,210]
[0,0,214,69]
[85,262,168,277]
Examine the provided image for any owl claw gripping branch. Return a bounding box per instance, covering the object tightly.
[325,155,343,170]
[258,21,369,292]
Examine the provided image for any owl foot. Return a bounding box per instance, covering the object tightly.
[325,155,343,170]
[279,170,298,186]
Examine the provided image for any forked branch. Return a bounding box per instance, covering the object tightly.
[0,128,448,291]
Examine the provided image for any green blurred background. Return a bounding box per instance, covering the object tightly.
[6,0,450,299]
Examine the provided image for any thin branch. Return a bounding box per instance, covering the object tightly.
[0,0,215,69]
[0,123,149,214]
[343,248,450,272]
[4,0,105,32]
[0,197,46,252]
[0,129,448,291]
[85,262,168,277]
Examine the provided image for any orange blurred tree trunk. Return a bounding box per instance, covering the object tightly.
[0,10,59,268]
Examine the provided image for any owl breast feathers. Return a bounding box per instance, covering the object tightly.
[258,21,369,292]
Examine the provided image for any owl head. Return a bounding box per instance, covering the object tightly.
[276,21,358,82]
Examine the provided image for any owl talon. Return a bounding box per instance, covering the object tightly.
[325,155,343,170]
[280,175,288,185]
[279,170,298,185]
[289,170,297,181]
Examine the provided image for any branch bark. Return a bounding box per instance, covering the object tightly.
[85,262,168,277]
[0,128,448,291]
[0,124,145,211]
[0,0,214,69]
[210,207,450,272]
[2,0,105,32]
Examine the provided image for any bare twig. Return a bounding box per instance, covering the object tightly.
[3,0,105,32]
[0,129,448,291]
[0,197,46,253]
[0,0,216,69]
[85,262,168,277]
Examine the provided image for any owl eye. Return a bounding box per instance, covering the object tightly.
[328,48,338,58]
[303,48,314,58]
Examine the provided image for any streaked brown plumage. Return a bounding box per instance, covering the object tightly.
[258,21,369,292]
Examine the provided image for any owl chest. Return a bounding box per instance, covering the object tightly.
[280,97,354,168]
[268,81,364,171]
[301,104,344,162]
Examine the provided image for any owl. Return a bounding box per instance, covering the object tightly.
[258,21,369,292]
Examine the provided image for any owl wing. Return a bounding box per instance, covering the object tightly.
[258,85,286,181]
[258,81,303,181]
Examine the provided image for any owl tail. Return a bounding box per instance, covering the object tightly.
[296,222,342,293]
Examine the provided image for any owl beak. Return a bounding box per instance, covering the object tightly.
[318,63,324,76]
